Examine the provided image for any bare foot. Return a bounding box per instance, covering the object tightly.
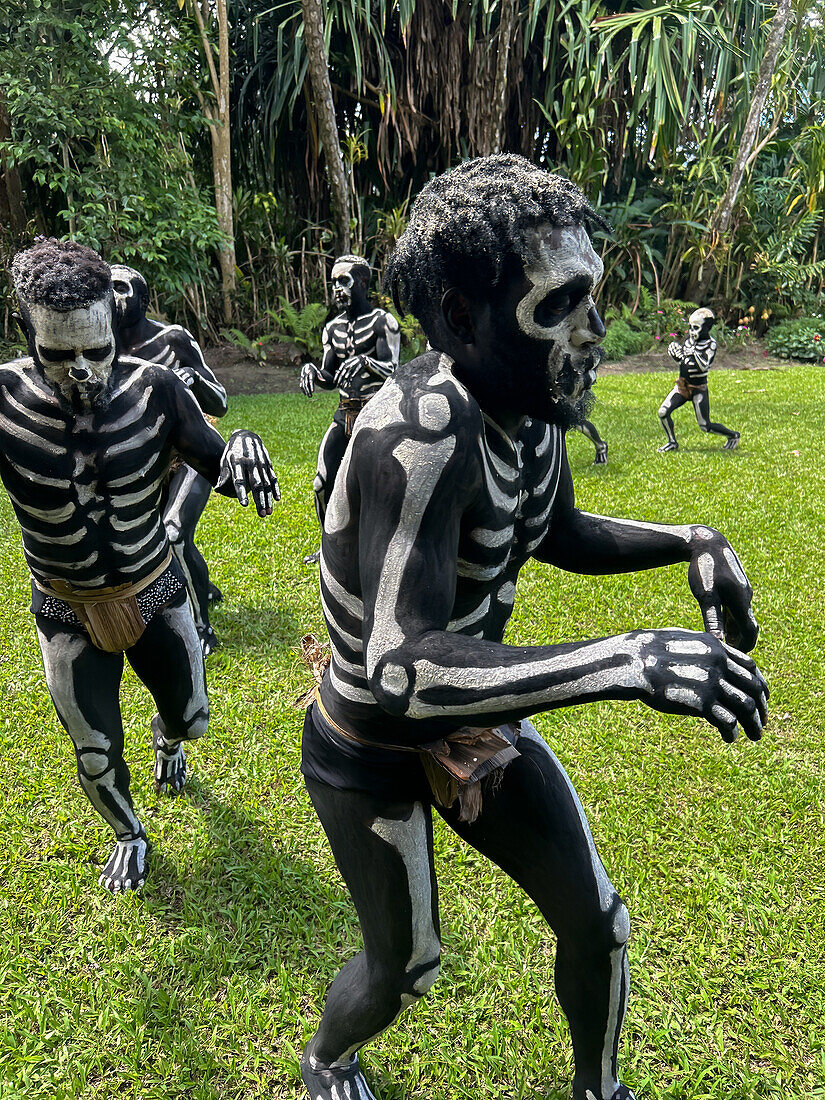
[99,834,148,893]
[152,722,186,794]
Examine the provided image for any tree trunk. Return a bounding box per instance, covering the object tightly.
[0,93,26,238]
[686,0,793,301]
[191,0,236,324]
[301,0,351,254]
[214,0,235,324]
[482,0,517,155]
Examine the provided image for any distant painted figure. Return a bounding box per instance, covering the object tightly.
[111,264,227,655]
[300,255,400,561]
[574,418,608,464]
[657,307,739,452]
[0,239,279,893]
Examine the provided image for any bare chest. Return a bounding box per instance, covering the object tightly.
[451,422,563,635]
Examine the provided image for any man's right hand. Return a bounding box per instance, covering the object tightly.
[667,341,683,361]
[629,628,768,743]
[300,363,318,396]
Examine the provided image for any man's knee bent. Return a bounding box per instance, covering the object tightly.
[158,700,208,743]
[572,895,630,958]
[595,896,630,954]
[658,405,670,420]
[372,950,441,1017]
[407,951,441,999]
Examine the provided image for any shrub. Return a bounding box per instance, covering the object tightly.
[634,291,695,341]
[765,318,825,362]
[601,318,654,361]
[266,298,329,360]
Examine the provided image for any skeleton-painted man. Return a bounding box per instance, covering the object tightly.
[299,157,767,1100]
[111,264,227,655]
[300,255,400,561]
[1,238,279,893]
[657,307,739,452]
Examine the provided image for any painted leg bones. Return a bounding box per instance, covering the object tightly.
[302,782,440,1100]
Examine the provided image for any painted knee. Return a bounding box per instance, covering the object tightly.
[657,405,670,420]
[610,900,631,951]
[313,473,325,494]
[698,422,711,432]
[406,952,441,1000]
[77,750,113,780]
[579,895,630,958]
[380,950,441,1017]
[157,702,209,743]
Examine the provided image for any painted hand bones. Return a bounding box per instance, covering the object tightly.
[304,156,767,1100]
[216,429,280,515]
[2,238,278,893]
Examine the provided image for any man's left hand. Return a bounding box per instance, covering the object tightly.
[333,356,363,388]
[172,365,195,387]
[687,527,758,651]
[217,429,280,516]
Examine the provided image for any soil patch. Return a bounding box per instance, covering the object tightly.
[205,339,789,397]
[204,342,304,396]
[600,342,787,375]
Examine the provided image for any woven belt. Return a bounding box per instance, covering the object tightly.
[32,549,173,604]
[314,691,520,823]
[31,550,174,652]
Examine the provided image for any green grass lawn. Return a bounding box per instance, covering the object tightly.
[0,366,823,1100]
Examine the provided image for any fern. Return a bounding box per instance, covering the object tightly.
[266,297,328,359]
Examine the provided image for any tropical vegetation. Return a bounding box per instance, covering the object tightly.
[2,1,825,345]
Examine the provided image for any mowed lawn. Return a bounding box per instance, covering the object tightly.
[0,365,823,1100]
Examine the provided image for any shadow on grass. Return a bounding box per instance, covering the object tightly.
[142,777,353,974]
[210,602,307,657]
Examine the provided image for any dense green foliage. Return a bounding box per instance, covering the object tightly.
[0,372,824,1098]
[0,1,223,336]
[765,316,825,359]
[601,318,654,361]
[2,2,825,341]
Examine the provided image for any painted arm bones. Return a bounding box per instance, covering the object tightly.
[168,328,228,417]
[536,453,759,651]
[171,384,279,516]
[300,324,338,396]
[356,429,766,745]
[667,339,716,372]
[332,316,399,389]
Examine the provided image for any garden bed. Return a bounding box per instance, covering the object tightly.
[205,339,790,397]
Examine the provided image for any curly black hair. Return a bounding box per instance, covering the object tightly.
[384,155,609,336]
[11,237,112,311]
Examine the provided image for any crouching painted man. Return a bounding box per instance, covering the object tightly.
[299,158,767,1100]
[300,254,400,563]
[110,263,228,656]
[0,238,279,892]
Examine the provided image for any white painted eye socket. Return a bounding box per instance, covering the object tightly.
[334,273,354,290]
[515,225,604,341]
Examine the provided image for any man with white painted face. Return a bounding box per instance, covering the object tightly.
[300,254,400,562]
[298,158,767,1100]
[0,238,279,893]
[657,307,740,452]
[111,264,227,655]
